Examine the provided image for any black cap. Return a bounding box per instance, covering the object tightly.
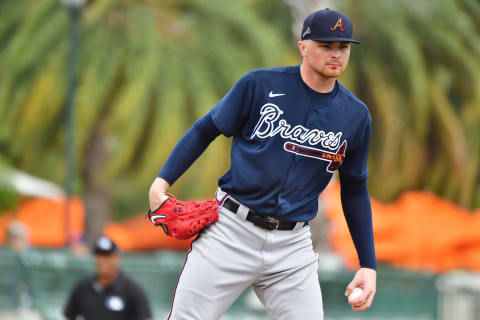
[93,236,119,255]
[301,8,360,44]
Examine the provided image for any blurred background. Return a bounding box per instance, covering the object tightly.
[0,0,479,319]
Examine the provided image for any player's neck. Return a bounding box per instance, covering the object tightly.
[300,63,337,93]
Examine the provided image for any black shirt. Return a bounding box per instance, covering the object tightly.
[64,272,152,320]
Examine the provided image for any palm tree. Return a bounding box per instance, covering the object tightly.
[2,0,479,245]
[335,0,480,209]
[286,0,480,209]
[0,0,295,242]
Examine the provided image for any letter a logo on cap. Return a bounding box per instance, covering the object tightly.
[302,27,311,38]
[330,18,345,32]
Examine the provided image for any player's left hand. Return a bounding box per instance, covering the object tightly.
[344,267,376,311]
[147,194,219,240]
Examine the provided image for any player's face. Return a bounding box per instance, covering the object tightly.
[299,40,351,79]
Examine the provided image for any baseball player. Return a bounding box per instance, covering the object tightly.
[149,8,376,319]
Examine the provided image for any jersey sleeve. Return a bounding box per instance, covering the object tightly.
[339,114,371,179]
[339,175,377,269]
[158,112,221,185]
[338,111,376,269]
[210,71,255,137]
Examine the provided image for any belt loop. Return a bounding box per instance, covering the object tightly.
[236,205,249,221]
[292,222,305,231]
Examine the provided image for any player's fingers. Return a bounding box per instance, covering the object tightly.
[344,279,361,296]
[352,288,375,312]
[358,287,373,303]
[348,288,368,307]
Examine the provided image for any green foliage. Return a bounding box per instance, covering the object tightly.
[1,0,479,219]
[0,187,19,212]
[0,157,20,211]
[339,0,480,208]
[0,0,294,218]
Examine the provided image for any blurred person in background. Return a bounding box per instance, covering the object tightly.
[63,236,153,320]
[6,220,30,253]
[69,235,90,260]
[5,220,33,313]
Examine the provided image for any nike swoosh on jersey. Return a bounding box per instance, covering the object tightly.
[269,91,285,98]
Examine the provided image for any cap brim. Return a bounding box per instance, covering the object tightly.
[310,37,360,44]
[94,250,114,255]
[93,248,119,255]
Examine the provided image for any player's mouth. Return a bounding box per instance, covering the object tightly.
[327,63,341,69]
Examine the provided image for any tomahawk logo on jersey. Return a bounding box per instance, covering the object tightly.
[284,141,347,173]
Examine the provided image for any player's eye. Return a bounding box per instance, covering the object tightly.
[320,44,331,49]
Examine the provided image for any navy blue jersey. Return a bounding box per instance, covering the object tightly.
[210,65,371,222]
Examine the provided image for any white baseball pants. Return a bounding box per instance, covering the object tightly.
[166,191,324,320]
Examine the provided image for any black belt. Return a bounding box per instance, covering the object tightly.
[221,198,307,231]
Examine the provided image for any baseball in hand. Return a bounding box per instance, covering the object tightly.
[348,287,364,305]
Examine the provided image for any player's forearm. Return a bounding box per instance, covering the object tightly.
[339,175,377,270]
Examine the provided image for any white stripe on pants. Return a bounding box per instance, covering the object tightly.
[167,195,324,320]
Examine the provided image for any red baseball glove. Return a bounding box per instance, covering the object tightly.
[147,194,219,240]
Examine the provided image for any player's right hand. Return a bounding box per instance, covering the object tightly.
[344,268,376,311]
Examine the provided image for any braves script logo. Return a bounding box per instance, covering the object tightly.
[330,18,345,32]
[251,103,347,172]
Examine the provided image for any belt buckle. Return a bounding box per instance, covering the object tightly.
[264,216,280,232]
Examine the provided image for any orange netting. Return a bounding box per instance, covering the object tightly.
[1,186,480,272]
[0,197,192,250]
[103,214,194,251]
[323,181,480,272]
[0,197,84,247]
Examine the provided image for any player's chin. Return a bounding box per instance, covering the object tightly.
[323,71,342,78]
[322,67,343,78]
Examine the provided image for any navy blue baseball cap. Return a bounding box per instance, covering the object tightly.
[93,236,120,255]
[301,8,360,44]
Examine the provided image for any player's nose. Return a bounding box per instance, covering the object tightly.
[329,56,341,64]
[330,48,342,58]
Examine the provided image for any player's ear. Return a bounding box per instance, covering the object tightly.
[298,40,307,57]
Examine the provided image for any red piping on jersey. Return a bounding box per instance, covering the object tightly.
[166,245,193,319]
[215,189,230,206]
